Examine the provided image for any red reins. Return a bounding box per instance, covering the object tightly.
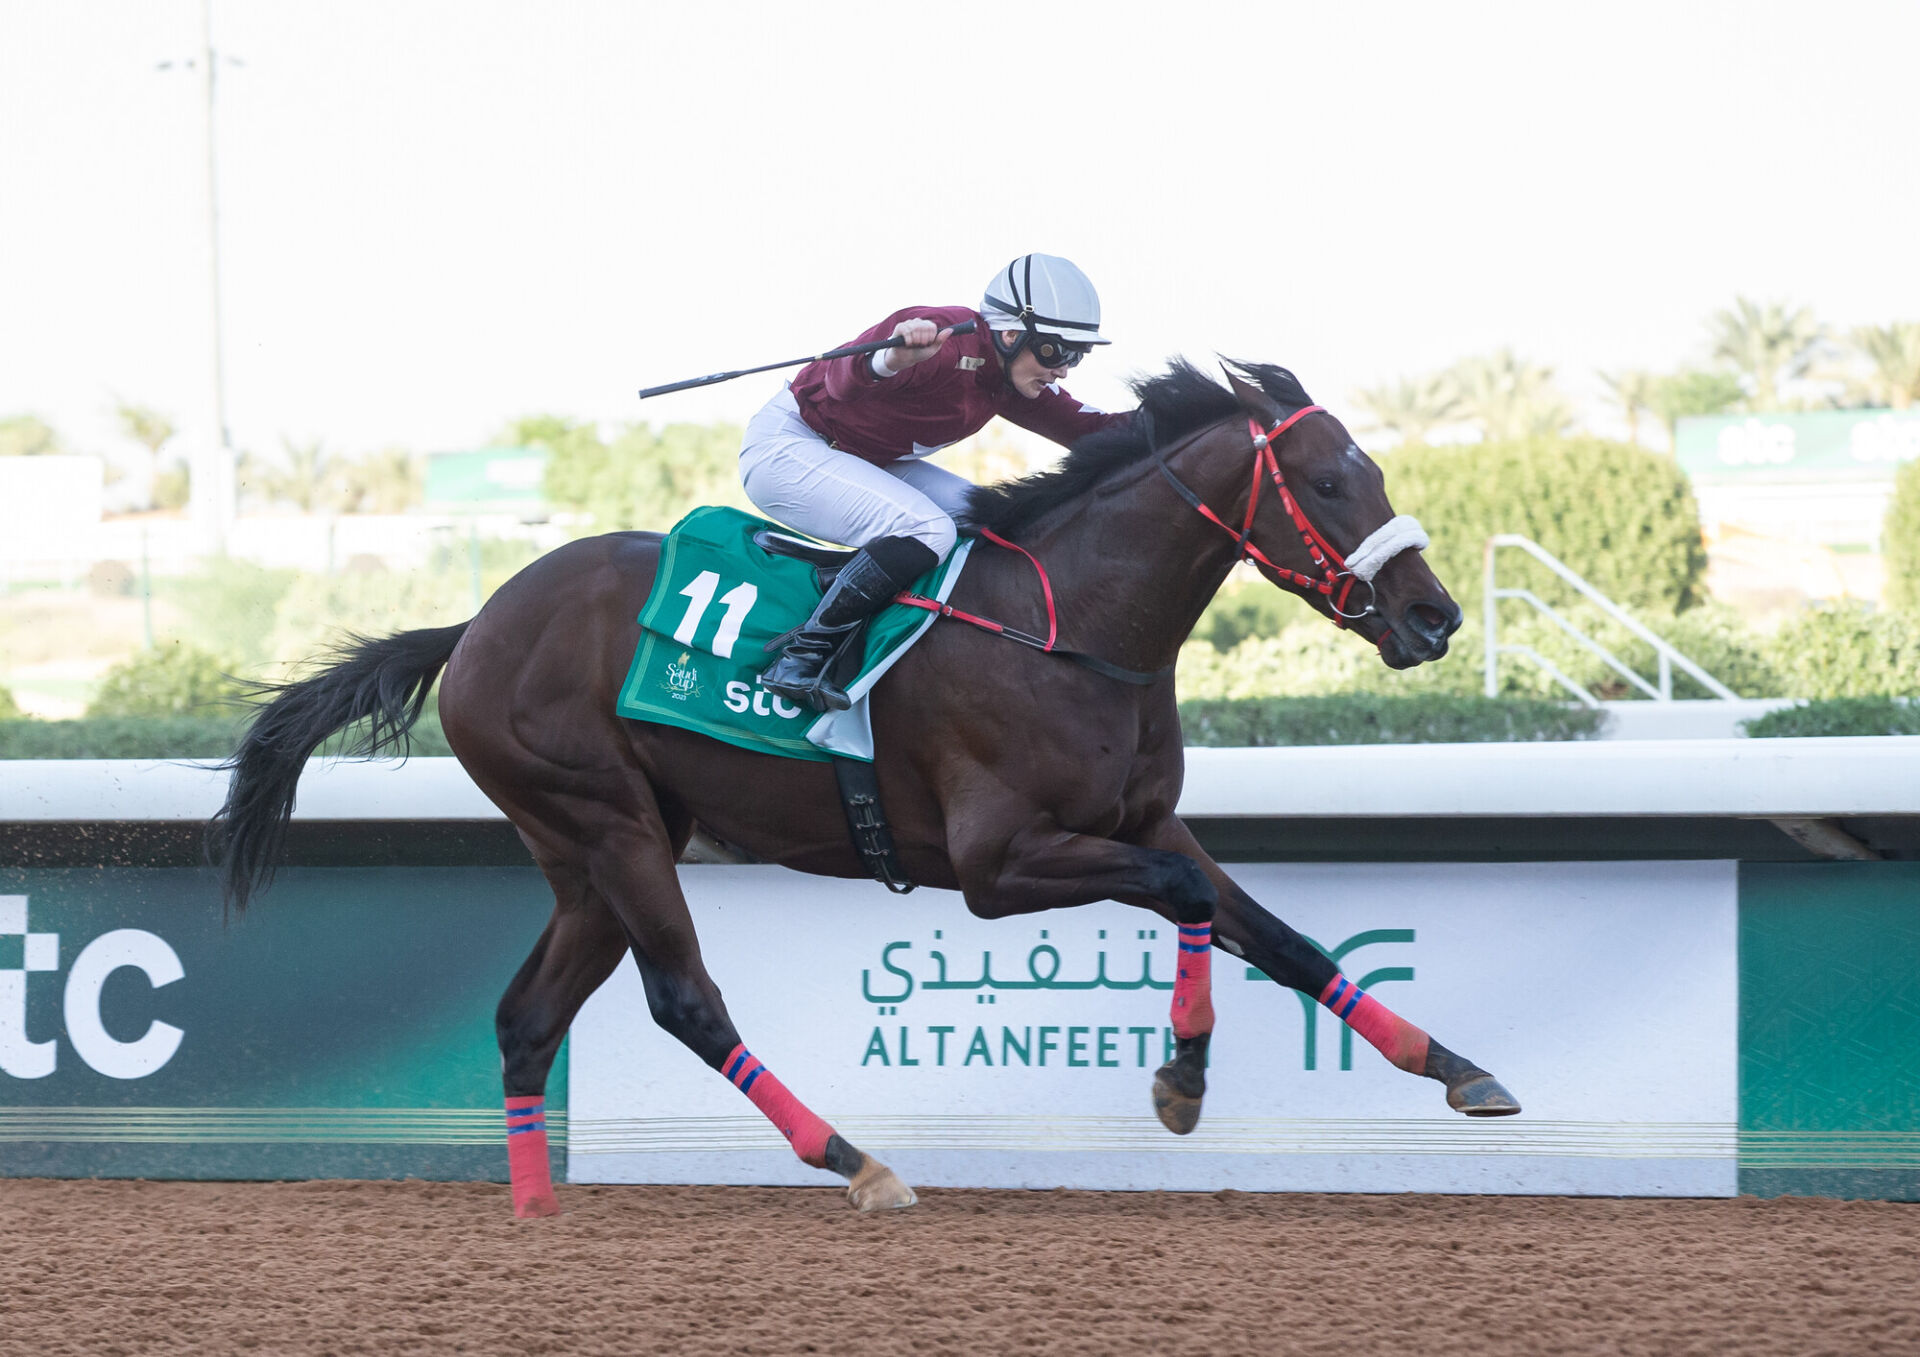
[892,529,1167,685]
[892,529,1056,653]
[889,402,1371,677]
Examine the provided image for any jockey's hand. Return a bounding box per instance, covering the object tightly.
[888,318,952,369]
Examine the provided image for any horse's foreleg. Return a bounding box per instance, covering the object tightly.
[586,831,917,1211]
[495,879,630,1218]
[1140,821,1520,1117]
[957,823,1219,1135]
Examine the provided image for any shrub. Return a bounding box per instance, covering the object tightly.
[1885,457,1920,614]
[1178,694,1603,746]
[1483,600,1781,700]
[531,415,749,534]
[160,558,299,671]
[85,643,252,718]
[1763,604,1920,698]
[1192,574,1314,650]
[87,560,136,597]
[0,685,23,721]
[1383,435,1708,616]
[267,567,472,671]
[1743,697,1920,738]
[1179,597,1781,705]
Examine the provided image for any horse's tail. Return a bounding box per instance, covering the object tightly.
[208,621,471,914]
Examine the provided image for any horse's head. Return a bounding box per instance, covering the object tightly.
[1217,363,1460,669]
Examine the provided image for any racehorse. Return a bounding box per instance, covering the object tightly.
[212,359,1519,1218]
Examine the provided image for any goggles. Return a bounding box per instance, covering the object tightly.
[1028,334,1093,370]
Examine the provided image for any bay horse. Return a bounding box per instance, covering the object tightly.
[212,360,1519,1217]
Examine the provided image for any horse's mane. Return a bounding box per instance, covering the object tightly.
[960,358,1316,536]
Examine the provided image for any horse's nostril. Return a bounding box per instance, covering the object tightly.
[1410,603,1457,639]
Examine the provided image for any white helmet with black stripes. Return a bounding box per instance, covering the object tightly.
[981,254,1109,372]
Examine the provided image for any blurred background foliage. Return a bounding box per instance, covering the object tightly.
[6,288,1920,744]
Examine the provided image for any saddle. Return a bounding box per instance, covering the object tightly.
[752,528,855,591]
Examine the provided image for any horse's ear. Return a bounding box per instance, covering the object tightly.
[1222,366,1281,423]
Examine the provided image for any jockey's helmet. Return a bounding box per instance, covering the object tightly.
[982,254,1109,373]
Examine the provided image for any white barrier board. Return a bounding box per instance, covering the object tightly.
[570,861,1737,1195]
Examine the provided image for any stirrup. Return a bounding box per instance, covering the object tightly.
[757,627,861,712]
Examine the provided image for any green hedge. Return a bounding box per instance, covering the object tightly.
[1742,698,1920,738]
[0,711,454,760]
[1178,695,1604,746]
[0,716,250,760]
[1384,435,1709,615]
[1765,605,1920,699]
[86,643,252,718]
[1885,457,1920,614]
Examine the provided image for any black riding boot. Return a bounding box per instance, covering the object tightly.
[758,535,939,713]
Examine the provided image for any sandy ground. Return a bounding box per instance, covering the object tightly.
[3,1181,1917,1356]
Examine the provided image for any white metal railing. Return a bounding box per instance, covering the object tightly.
[1483,534,1738,706]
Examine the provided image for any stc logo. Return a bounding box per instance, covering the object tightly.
[0,895,184,1080]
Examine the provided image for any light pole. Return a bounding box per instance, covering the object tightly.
[159,0,238,555]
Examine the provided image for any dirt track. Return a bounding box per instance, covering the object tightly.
[3,1180,1916,1356]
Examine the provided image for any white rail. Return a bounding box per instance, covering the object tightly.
[1483,534,1739,703]
[5,740,1919,823]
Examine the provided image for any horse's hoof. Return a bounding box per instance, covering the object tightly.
[513,1193,562,1219]
[846,1158,917,1212]
[1152,1065,1205,1136]
[1448,1072,1521,1117]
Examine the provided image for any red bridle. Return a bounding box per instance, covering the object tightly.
[1152,404,1374,626]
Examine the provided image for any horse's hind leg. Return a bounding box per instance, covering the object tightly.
[494,874,630,1217]
[582,801,917,1212]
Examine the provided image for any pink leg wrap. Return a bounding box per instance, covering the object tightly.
[1171,922,1216,1040]
[504,1095,560,1218]
[722,1044,834,1168]
[1319,974,1431,1073]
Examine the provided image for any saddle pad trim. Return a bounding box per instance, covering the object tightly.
[805,536,973,762]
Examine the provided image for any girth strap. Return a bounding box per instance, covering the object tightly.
[832,757,916,894]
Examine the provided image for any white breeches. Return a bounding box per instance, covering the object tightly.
[739,387,975,561]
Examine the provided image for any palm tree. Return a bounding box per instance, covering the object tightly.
[1452,349,1572,441]
[1597,370,1661,447]
[0,414,64,458]
[1850,322,1920,410]
[1707,297,1821,411]
[355,447,422,514]
[112,401,176,508]
[264,437,331,512]
[1350,374,1461,446]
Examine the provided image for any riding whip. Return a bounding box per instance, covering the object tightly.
[637,321,978,400]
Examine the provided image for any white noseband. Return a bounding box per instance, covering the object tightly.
[1344,515,1429,582]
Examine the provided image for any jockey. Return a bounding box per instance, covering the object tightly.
[744,253,1131,712]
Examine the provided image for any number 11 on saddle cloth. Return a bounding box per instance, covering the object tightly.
[617,506,972,763]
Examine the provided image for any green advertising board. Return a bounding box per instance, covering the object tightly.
[423,446,548,513]
[0,867,563,1181]
[1675,409,1920,483]
[1738,862,1920,1199]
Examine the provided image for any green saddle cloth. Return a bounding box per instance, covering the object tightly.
[616,506,972,763]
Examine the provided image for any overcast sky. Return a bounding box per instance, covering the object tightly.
[3,0,1916,468]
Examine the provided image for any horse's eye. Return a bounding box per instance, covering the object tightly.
[1312,479,1340,498]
